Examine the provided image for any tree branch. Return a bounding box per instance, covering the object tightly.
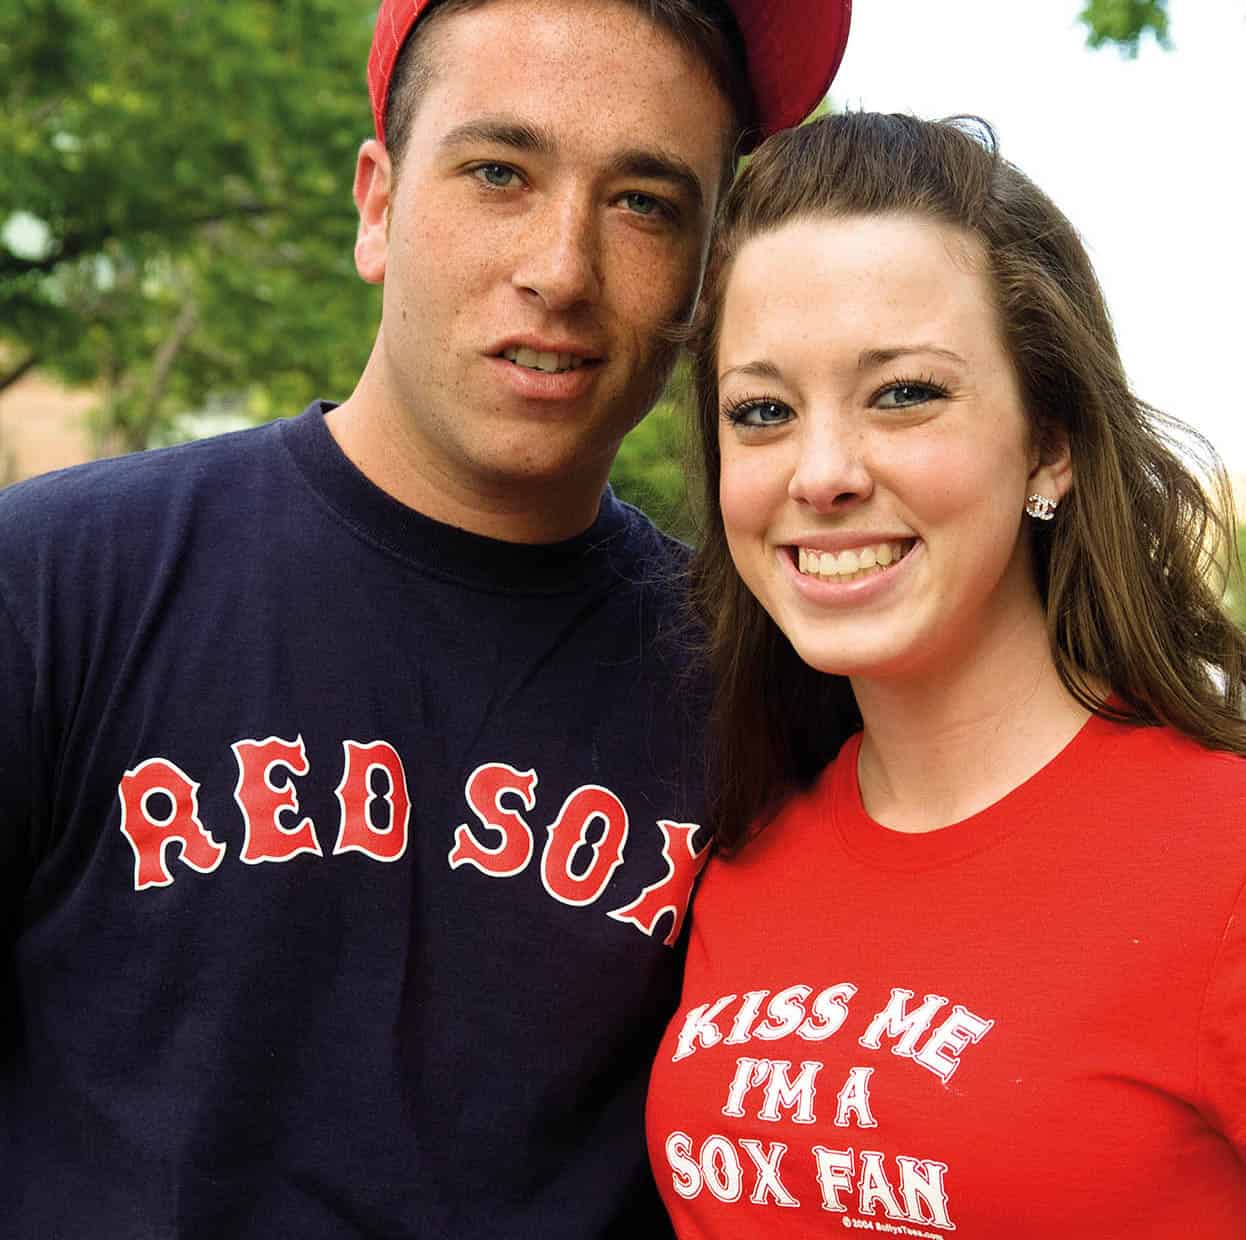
[0,353,41,395]
[0,203,278,281]
[140,298,199,434]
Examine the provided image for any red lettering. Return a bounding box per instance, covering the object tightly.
[608,819,707,945]
[117,758,227,890]
[232,735,321,865]
[114,746,693,926]
[447,762,537,877]
[540,784,628,906]
[332,740,410,862]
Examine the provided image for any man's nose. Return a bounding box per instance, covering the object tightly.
[511,192,603,311]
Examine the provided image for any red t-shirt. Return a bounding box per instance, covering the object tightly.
[647,714,1246,1237]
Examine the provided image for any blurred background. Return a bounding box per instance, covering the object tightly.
[3,1,1242,572]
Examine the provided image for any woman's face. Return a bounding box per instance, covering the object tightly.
[715,211,1070,684]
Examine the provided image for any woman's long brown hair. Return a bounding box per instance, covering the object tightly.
[687,113,1246,852]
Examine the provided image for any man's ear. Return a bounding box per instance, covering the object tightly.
[353,138,392,286]
[1029,423,1073,505]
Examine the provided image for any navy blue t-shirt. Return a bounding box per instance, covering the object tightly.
[0,404,709,1238]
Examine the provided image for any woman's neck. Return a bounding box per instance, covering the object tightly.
[851,609,1092,834]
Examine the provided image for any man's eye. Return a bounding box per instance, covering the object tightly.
[473,164,519,189]
[876,381,945,409]
[621,192,665,218]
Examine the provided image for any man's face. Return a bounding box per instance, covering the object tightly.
[353,0,733,536]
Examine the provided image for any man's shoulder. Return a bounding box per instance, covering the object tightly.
[0,419,286,530]
[600,493,693,583]
[594,497,708,683]
[0,419,298,618]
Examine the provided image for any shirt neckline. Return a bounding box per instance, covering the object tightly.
[278,401,635,596]
[828,708,1121,871]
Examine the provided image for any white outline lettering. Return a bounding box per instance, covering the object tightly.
[233,735,322,865]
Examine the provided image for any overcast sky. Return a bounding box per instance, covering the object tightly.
[829,1,1246,474]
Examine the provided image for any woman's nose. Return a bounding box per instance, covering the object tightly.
[787,415,874,512]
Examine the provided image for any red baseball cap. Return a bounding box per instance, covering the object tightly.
[367,0,852,149]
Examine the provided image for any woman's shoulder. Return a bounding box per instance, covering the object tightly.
[1084,712,1246,792]
[1069,714,1246,875]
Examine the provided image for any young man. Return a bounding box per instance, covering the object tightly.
[0,2,849,1234]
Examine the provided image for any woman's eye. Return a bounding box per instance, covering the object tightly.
[876,381,944,409]
[474,164,519,189]
[724,399,792,428]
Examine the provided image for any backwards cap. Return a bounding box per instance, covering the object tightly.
[367,0,852,149]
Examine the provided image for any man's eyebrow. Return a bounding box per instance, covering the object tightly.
[718,359,784,385]
[606,149,705,212]
[858,345,968,369]
[438,117,556,156]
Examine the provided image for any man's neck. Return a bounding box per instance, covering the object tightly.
[325,390,609,545]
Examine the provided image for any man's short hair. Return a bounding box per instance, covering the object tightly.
[382,0,757,187]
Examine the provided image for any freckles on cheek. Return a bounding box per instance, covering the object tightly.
[719,473,774,606]
[893,441,969,519]
[619,236,703,324]
[717,452,768,543]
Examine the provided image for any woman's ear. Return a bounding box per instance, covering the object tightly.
[1030,424,1073,505]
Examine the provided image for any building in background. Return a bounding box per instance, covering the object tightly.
[0,369,94,485]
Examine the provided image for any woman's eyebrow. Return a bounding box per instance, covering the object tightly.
[858,344,967,369]
[718,359,784,385]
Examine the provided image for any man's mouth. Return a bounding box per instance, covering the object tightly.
[795,539,916,583]
[501,346,590,374]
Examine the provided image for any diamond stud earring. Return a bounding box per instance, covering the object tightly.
[1025,494,1057,521]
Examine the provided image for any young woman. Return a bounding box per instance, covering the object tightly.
[647,113,1246,1236]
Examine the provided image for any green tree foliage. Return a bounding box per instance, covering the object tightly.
[1225,523,1246,629]
[1078,0,1172,55]
[1,0,380,450]
[609,363,699,543]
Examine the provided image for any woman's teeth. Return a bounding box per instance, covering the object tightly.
[502,346,585,374]
[797,541,913,582]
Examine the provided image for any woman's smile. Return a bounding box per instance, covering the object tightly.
[715,212,1062,681]
[794,538,917,582]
